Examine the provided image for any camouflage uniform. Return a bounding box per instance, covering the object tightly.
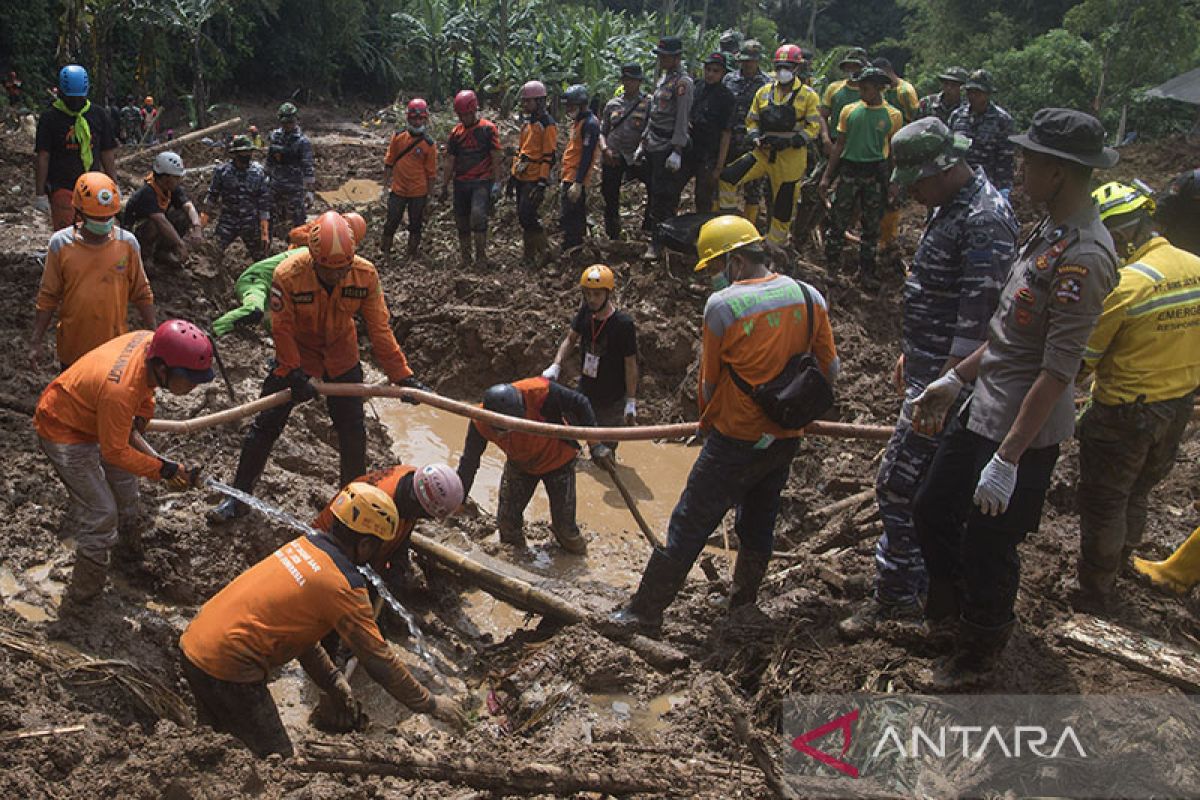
[266,126,315,238]
[875,167,1017,603]
[722,65,770,205]
[206,159,271,260]
[949,103,1015,191]
[918,92,962,126]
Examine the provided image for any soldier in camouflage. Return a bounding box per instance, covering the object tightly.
[203,135,272,261]
[949,70,1015,197]
[918,67,967,125]
[722,40,771,224]
[838,118,1017,640]
[266,102,316,241]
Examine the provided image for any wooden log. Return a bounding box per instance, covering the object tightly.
[1059,614,1200,692]
[812,487,875,519]
[116,116,243,165]
[712,676,796,800]
[409,532,687,672]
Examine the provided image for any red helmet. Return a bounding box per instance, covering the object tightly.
[147,320,214,382]
[406,98,428,120]
[308,210,356,269]
[774,44,805,66]
[519,80,547,100]
[453,90,478,116]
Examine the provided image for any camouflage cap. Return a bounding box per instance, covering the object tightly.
[839,47,869,68]
[963,68,993,93]
[890,117,972,185]
[719,29,742,50]
[856,66,892,87]
[737,39,764,62]
[278,101,298,118]
[938,66,969,84]
[229,134,256,153]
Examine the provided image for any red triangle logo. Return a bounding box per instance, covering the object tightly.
[791,709,860,778]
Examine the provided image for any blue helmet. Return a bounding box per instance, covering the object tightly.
[58,65,89,97]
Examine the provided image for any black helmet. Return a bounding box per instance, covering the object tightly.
[483,383,525,418]
[563,84,590,106]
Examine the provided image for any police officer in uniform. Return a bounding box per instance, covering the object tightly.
[911,109,1119,686]
[838,118,1017,640]
[636,36,694,261]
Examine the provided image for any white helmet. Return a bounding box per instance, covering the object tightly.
[413,464,464,518]
[153,151,186,177]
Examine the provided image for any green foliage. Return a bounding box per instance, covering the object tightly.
[981,28,1099,127]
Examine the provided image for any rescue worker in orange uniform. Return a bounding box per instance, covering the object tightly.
[208,211,430,523]
[439,90,504,267]
[457,379,612,554]
[34,320,212,606]
[512,81,557,267]
[30,172,157,370]
[381,98,437,261]
[559,84,602,254]
[181,482,466,758]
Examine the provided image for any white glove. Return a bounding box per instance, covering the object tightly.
[665,151,682,172]
[566,181,583,203]
[380,188,390,203]
[973,453,1018,516]
[33,195,50,214]
[541,363,561,381]
[624,398,637,423]
[632,145,646,165]
[305,190,315,208]
[911,368,965,436]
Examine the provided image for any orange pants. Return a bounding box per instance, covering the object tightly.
[51,189,75,231]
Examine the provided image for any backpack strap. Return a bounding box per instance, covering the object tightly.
[727,280,815,395]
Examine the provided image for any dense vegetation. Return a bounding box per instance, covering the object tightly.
[3,0,1198,135]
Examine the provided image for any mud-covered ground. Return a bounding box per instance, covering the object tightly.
[0,102,1198,798]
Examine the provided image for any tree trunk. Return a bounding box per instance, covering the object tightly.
[193,36,208,128]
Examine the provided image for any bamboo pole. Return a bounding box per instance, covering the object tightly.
[146,389,292,433]
[115,116,243,165]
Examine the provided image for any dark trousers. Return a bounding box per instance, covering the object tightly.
[233,363,366,492]
[913,413,1059,629]
[559,183,588,248]
[382,192,427,245]
[664,431,799,565]
[684,152,721,213]
[600,157,650,235]
[453,180,490,233]
[647,149,687,246]
[514,180,546,232]
[590,396,625,450]
[132,208,190,266]
[215,219,266,261]
[181,650,292,758]
[1076,393,1194,593]
[498,458,579,545]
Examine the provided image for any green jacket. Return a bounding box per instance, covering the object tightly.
[211,248,301,335]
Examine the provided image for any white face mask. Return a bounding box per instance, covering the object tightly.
[776,68,795,84]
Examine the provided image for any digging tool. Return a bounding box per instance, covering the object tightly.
[208,332,238,403]
[597,459,663,550]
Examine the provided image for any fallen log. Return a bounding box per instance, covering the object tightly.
[812,487,875,519]
[1060,614,1200,692]
[116,116,243,165]
[409,532,688,672]
[712,676,796,800]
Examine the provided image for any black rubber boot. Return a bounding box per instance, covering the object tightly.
[921,578,960,648]
[729,549,771,609]
[64,551,109,607]
[337,426,368,489]
[608,548,691,638]
[473,231,489,267]
[927,616,1015,689]
[405,230,421,258]
[604,215,621,240]
[458,233,474,268]
[837,595,923,641]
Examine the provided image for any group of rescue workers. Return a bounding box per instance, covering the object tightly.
[22,45,1200,759]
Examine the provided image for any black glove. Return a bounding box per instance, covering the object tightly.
[396,375,432,405]
[237,309,264,329]
[160,460,202,490]
[791,132,809,148]
[287,369,318,403]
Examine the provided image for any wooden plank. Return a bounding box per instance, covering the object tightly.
[1059,614,1200,692]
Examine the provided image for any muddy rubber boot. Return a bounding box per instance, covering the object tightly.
[113,521,145,564]
[858,262,881,292]
[729,549,771,609]
[520,229,534,266]
[921,579,959,649]
[473,231,489,267]
[608,548,690,638]
[552,525,588,555]
[604,215,622,240]
[926,617,1014,689]
[837,595,923,641]
[405,231,422,259]
[458,233,474,268]
[206,444,270,524]
[531,230,551,268]
[379,233,393,264]
[1133,526,1200,595]
[64,551,110,608]
[498,523,527,548]
[1069,563,1116,614]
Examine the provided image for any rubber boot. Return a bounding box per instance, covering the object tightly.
[405,230,421,258]
[472,231,489,267]
[530,230,551,268]
[837,594,923,641]
[608,548,691,638]
[729,549,771,609]
[921,579,959,649]
[859,261,881,292]
[604,215,622,240]
[520,229,534,266]
[927,617,1015,689]
[64,551,110,607]
[1133,526,1200,595]
[206,442,271,524]
[1071,561,1116,613]
[743,203,760,229]
[552,526,588,555]
[379,233,393,263]
[113,520,144,564]
[458,233,474,268]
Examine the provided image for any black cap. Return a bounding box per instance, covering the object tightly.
[703,52,731,70]
[654,36,684,56]
[1009,108,1119,169]
[620,63,644,80]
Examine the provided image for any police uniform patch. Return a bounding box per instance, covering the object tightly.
[341,286,370,299]
[1015,308,1033,326]
[1036,254,1050,271]
[1053,277,1082,304]
[1057,264,1090,278]
[291,291,315,304]
[1016,287,1036,306]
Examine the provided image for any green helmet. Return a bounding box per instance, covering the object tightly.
[229,134,256,153]
[839,47,869,69]
[963,69,993,93]
[856,66,891,87]
[278,101,298,119]
[890,118,972,185]
[938,66,969,84]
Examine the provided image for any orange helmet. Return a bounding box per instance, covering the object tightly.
[287,221,313,248]
[72,172,121,218]
[144,95,154,106]
[308,211,356,268]
[342,211,367,244]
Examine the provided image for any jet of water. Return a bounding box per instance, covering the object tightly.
[203,478,434,667]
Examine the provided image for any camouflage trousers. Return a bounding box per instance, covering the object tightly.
[824,159,887,273]
[1076,393,1194,595]
[873,384,956,604]
[215,217,266,261]
[270,182,307,241]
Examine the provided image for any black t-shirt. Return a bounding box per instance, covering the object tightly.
[122,181,189,228]
[34,104,118,192]
[571,304,637,405]
[689,81,735,161]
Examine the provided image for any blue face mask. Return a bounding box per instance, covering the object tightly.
[83,217,115,236]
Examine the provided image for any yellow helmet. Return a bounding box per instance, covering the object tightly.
[580,264,615,290]
[1093,181,1155,224]
[694,215,763,272]
[329,482,399,541]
